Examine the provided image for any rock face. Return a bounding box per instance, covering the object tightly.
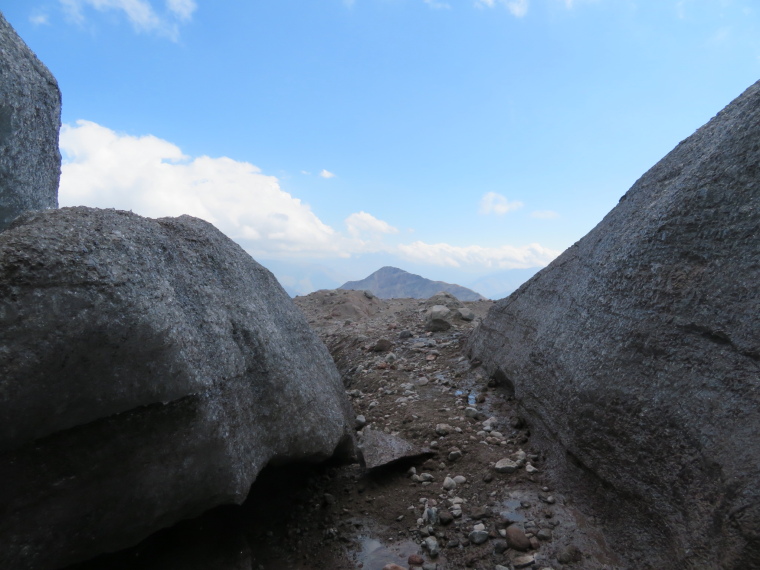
[467,80,760,568]
[0,11,60,231]
[0,207,355,570]
[340,266,484,301]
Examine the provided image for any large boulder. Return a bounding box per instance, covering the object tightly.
[467,80,760,568]
[0,11,60,231]
[0,207,355,569]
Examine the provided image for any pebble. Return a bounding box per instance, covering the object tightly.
[525,463,539,474]
[447,449,462,461]
[556,545,582,564]
[438,510,453,525]
[512,554,535,568]
[408,554,424,566]
[355,415,367,429]
[494,458,518,473]
[505,525,531,551]
[537,528,552,541]
[422,564,437,570]
[419,473,434,482]
[424,536,440,557]
[442,477,456,491]
[453,475,467,484]
[468,529,489,545]
[492,539,508,554]
[473,523,486,531]
[495,566,510,570]
[464,407,479,418]
[423,507,438,525]
[382,565,407,570]
[435,424,452,436]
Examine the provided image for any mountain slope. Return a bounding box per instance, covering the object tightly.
[339,266,484,301]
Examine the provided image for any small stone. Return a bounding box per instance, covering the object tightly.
[453,475,467,485]
[494,458,518,474]
[443,477,457,491]
[529,537,541,550]
[470,505,490,519]
[482,472,494,483]
[419,473,434,482]
[495,566,510,570]
[438,510,454,525]
[416,377,430,386]
[492,539,508,554]
[399,330,413,339]
[435,424,451,436]
[537,528,552,541]
[506,525,531,551]
[448,449,462,462]
[525,463,539,474]
[468,529,489,545]
[446,538,460,548]
[424,536,440,557]
[408,554,425,566]
[464,407,479,418]
[355,415,367,429]
[512,554,535,568]
[372,338,393,352]
[423,507,438,525]
[473,523,486,531]
[382,565,406,570]
[422,564,437,570]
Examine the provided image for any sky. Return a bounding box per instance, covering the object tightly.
[3,0,760,297]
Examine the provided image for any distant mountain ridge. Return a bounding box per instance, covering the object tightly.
[339,266,485,301]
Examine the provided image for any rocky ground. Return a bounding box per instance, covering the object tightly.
[241,289,621,570]
[66,288,621,570]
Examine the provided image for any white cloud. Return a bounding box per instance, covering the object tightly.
[507,0,529,17]
[59,120,559,276]
[530,210,559,219]
[59,0,196,40]
[30,12,51,25]
[319,169,336,179]
[397,241,560,269]
[345,211,399,238]
[59,120,341,257]
[479,192,524,215]
[166,0,196,21]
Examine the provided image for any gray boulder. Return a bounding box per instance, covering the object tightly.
[0,11,60,231]
[425,304,452,332]
[0,207,355,570]
[467,80,760,568]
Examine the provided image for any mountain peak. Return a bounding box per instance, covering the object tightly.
[339,266,484,301]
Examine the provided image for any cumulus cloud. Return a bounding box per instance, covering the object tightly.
[59,0,196,40]
[319,169,336,179]
[530,210,559,219]
[60,120,559,273]
[397,241,560,269]
[345,211,399,239]
[60,120,341,257]
[479,192,524,215]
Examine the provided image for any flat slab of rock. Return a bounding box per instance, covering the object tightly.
[0,12,59,231]
[358,427,432,470]
[0,207,355,570]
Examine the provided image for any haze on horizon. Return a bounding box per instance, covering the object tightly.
[4,0,759,296]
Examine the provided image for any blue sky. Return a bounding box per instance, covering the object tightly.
[3,1,759,296]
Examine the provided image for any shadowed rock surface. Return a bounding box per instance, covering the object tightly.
[340,266,485,301]
[0,207,355,570]
[0,11,60,231]
[467,79,760,568]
